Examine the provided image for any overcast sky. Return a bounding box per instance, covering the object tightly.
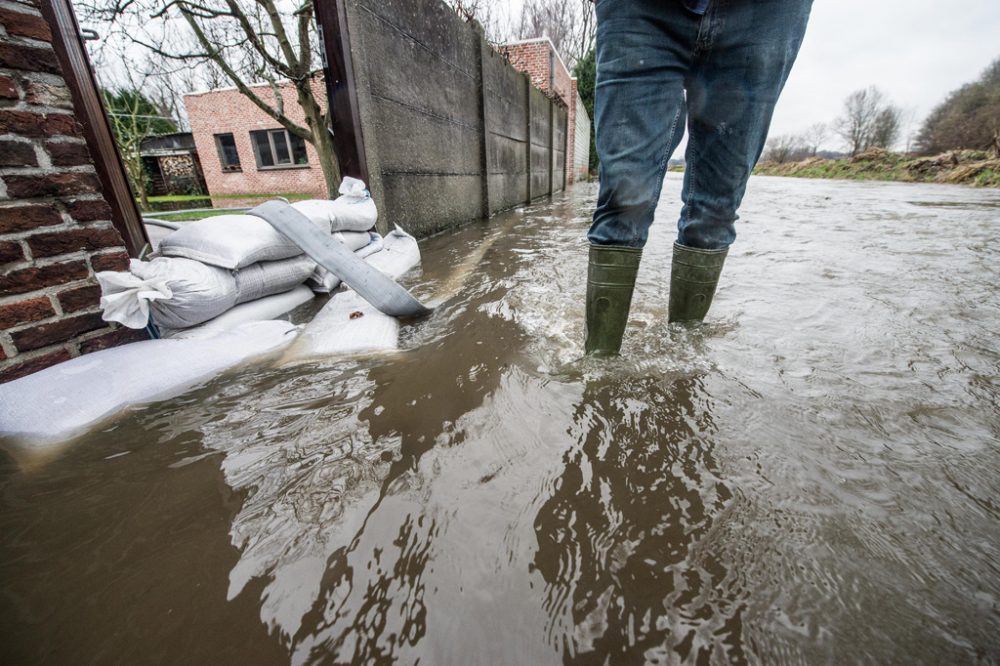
[775,0,999,149]
[505,0,999,152]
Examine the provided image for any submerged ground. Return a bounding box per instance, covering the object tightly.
[2,175,999,664]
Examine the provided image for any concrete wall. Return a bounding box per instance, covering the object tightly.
[503,37,578,186]
[343,0,568,237]
[184,78,329,203]
[0,0,145,383]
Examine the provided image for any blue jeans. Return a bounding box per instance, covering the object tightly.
[589,0,813,250]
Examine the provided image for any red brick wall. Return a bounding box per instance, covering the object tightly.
[0,0,144,384]
[503,38,577,185]
[184,78,330,202]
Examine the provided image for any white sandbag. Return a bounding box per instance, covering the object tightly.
[143,222,175,252]
[99,257,238,330]
[159,214,302,269]
[282,228,420,361]
[364,227,420,280]
[309,231,384,293]
[162,286,315,340]
[288,291,400,358]
[291,177,377,233]
[235,255,316,304]
[0,321,299,447]
[96,267,173,329]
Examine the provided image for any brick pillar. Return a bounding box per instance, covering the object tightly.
[0,0,146,383]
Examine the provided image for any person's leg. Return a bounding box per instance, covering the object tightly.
[586,0,698,355]
[670,0,813,322]
[589,0,697,249]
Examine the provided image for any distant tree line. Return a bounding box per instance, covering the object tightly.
[765,56,1000,163]
[915,57,1000,156]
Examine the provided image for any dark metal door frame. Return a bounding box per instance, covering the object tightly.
[314,0,368,183]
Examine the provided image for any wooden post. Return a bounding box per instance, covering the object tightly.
[41,0,149,257]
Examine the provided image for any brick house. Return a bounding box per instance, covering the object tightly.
[1,0,147,383]
[503,37,591,183]
[184,77,330,203]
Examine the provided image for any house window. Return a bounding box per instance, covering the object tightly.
[249,128,309,169]
[214,133,241,172]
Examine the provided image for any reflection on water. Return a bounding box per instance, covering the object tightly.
[533,376,738,664]
[2,176,999,664]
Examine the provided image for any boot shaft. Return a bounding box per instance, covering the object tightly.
[668,243,728,323]
[585,245,642,356]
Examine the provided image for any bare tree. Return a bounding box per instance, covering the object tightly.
[833,86,902,155]
[763,134,808,164]
[444,0,595,68]
[80,0,340,196]
[802,122,828,156]
[445,0,512,46]
[516,0,595,68]
[869,105,902,151]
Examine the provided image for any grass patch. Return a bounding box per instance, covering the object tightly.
[145,192,315,204]
[148,209,237,222]
[754,149,1000,188]
[141,192,320,220]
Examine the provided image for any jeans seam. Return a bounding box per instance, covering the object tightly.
[681,122,699,246]
[638,106,683,246]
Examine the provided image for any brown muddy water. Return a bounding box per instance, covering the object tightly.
[2,175,999,665]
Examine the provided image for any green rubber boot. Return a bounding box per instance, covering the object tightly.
[668,242,728,323]
[585,244,642,356]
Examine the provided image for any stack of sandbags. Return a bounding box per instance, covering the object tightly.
[98,178,381,337]
[291,177,380,293]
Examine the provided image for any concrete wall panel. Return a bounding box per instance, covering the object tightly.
[381,173,484,237]
[357,0,480,76]
[482,51,528,142]
[372,101,482,175]
[346,0,573,235]
[356,11,481,129]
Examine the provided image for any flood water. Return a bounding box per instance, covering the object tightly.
[2,175,999,664]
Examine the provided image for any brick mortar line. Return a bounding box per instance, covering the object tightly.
[0,33,53,51]
[0,330,15,357]
[0,257,107,299]
[0,68,66,84]
[0,269,100,302]
[0,104,81,116]
[0,219,117,243]
[0,164,99,176]
[0,339,76,366]
[0,191,105,205]
[0,0,44,16]
[0,299,103,336]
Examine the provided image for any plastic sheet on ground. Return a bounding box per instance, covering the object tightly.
[0,321,299,449]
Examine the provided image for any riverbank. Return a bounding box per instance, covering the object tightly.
[754,148,1000,187]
